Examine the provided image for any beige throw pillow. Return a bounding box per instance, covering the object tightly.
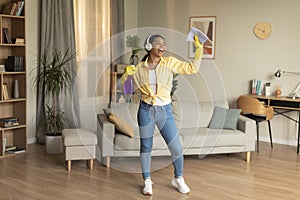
[108,113,134,138]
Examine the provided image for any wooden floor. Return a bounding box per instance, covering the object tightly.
[1,142,300,200]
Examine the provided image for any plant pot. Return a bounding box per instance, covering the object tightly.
[45,134,63,154]
[265,86,271,96]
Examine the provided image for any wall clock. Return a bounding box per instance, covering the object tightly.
[253,22,272,39]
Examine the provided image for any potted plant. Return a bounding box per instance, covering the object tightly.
[34,48,76,154]
[171,74,179,98]
[126,35,143,65]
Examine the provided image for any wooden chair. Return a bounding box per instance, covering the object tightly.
[237,95,274,153]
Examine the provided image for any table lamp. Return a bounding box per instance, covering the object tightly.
[274,69,300,99]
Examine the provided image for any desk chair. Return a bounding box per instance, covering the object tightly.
[237,95,274,153]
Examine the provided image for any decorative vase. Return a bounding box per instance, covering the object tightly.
[129,54,139,65]
[118,95,125,103]
[275,89,282,97]
[14,79,19,98]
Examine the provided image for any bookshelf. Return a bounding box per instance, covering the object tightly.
[110,71,124,102]
[0,0,26,158]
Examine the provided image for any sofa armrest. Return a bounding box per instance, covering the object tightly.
[97,114,115,157]
[237,115,256,151]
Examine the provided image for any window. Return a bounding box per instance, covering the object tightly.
[74,0,111,98]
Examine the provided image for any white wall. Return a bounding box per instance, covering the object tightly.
[26,0,40,143]
[125,0,300,145]
[26,0,299,146]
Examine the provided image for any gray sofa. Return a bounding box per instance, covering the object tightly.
[97,100,256,167]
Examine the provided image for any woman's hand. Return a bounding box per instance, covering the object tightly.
[193,35,201,48]
[121,65,137,85]
[193,35,203,59]
[125,65,137,75]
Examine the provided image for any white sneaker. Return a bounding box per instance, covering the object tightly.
[143,179,153,195]
[171,177,190,194]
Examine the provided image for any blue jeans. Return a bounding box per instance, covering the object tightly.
[138,101,183,180]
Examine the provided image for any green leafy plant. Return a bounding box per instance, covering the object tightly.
[33,49,76,136]
[265,82,271,87]
[45,105,64,134]
[171,74,179,97]
[126,35,143,55]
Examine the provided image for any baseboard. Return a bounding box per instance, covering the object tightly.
[259,136,297,146]
[27,137,37,144]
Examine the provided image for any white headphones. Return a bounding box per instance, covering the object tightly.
[145,35,153,51]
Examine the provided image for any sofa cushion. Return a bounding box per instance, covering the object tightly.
[209,106,241,130]
[172,100,229,129]
[108,113,134,138]
[104,103,139,129]
[180,127,246,149]
[62,128,97,146]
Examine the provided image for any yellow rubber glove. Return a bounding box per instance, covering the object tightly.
[193,35,203,59]
[125,65,137,75]
[121,65,137,85]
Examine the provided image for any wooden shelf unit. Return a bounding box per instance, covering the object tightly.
[110,71,124,102]
[0,1,26,158]
[110,68,140,103]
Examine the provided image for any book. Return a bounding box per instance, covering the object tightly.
[255,80,265,95]
[5,56,24,72]
[2,27,12,44]
[1,2,16,15]
[9,3,17,15]
[187,27,209,44]
[7,148,25,154]
[11,1,24,15]
[2,83,9,100]
[0,121,19,128]
[15,1,24,16]
[251,79,257,95]
[0,117,19,127]
[5,145,16,151]
[12,38,25,44]
[0,117,18,121]
[3,138,7,152]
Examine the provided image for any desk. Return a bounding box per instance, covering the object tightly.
[248,95,300,153]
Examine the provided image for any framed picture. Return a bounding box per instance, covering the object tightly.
[189,16,216,59]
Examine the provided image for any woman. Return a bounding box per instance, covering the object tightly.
[121,34,203,195]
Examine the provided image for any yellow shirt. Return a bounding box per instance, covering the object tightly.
[121,56,201,105]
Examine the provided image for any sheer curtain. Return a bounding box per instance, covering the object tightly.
[36,0,80,143]
[73,0,111,129]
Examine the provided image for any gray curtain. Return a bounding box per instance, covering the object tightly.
[110,0,125,102]
[111,0,124,36]
[36,0,80,143]
[111,0,125,64]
